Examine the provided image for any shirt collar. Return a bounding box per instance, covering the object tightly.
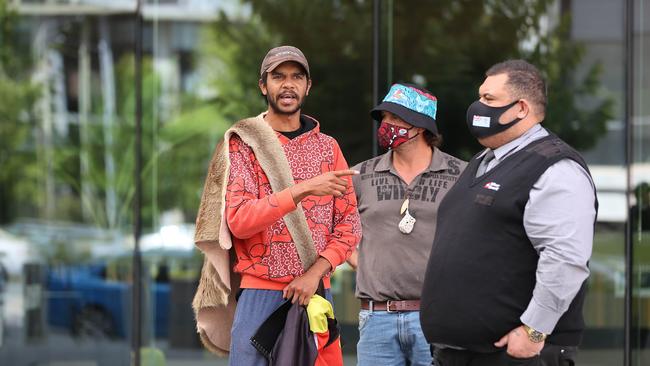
[374,151,393,172]
[477,124,547,162]
[428,147,450,172]
[272,114,321,144]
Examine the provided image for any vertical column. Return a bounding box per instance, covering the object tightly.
[79,18,94,223]
[133,1,144,365]
[372,0,393,157]
[625,0,634,364]
[372,0,381,157]
[34,21,57,220]
[23,263,44,342]
[98,17,118,230]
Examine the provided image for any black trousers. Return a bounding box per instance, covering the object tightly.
[433,344,578,366]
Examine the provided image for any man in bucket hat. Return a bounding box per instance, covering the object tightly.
[347,83,466,365]
[191,45,361,366]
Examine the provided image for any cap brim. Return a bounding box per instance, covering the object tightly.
[370,102,438,135]
[263,57,310,77]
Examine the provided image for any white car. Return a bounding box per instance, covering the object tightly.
[0,229,39,277]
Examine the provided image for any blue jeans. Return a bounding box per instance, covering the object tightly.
[229,288,333,366]
[357,309,433,366]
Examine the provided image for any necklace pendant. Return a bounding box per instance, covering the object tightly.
[398,208,416,234]
[400,198,410,215]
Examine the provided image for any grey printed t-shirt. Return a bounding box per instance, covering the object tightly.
[351,148,467,301]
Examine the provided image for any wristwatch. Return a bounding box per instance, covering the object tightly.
[523,324,547,343]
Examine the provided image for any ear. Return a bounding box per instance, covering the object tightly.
[259,79,267,96]
[517,99,530,119]
[306,79,312,96]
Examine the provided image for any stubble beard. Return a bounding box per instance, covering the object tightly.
[267,93,305,116]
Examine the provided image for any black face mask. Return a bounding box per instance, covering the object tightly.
[465,100,522,139]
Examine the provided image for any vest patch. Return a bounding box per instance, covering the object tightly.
[484,182,501,191]
[474,193,494,206]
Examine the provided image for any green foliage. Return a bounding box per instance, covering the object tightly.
[203,0,613,163]
[391,0,613,159]
[0,0,41,223]
[43,241,92,266]
[530,14,614,150]
[52,54,230,228]
[0,7,231,228]
[0,0,617,229]
[0,0,30,77]
[138,347,166,366]
[157,98,230,222]
[202,0,374,164]
[47,55,149,228]
[200,11,273,121]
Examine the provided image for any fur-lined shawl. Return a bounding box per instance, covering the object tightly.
[192,113,317,355]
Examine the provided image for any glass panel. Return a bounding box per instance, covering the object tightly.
[0,2,136,365]
[390,0,624,364]
[569,1,626,364]
[139,1,230,364]
[632,0,650,364]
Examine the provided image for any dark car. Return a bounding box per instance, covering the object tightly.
[46,262,170,339]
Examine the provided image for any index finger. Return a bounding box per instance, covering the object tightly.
[332,169,359,177]
[283,284,293,300]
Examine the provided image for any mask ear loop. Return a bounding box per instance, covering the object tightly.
[493,100,524,128]
[405,126,421,142]
[409,129,421,141]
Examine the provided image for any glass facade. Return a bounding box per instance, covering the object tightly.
[0,1,138,365]
[0,0,647,365]
[632,0,650,364]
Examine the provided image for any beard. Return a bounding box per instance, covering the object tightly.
[267,91,305,116]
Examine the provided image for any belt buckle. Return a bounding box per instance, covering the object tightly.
[386,300,395,313]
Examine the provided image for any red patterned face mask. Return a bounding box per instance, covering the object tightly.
[377,122,417,150]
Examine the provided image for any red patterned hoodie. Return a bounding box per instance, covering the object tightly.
[225,115,361,290]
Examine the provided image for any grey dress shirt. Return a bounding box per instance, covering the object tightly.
[477,124,597,335]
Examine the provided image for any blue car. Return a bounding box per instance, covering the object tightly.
[46,263,170,339]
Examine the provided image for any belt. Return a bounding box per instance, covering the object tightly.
[360,299,420,312]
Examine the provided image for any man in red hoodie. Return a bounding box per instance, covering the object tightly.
[225,45,361,366]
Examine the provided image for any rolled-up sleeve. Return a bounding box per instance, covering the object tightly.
[521,159,596,335]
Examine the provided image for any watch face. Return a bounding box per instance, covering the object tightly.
[528,329,546,343]
[530,330,544,343]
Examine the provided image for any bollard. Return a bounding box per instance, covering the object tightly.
[24,262,45,341]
